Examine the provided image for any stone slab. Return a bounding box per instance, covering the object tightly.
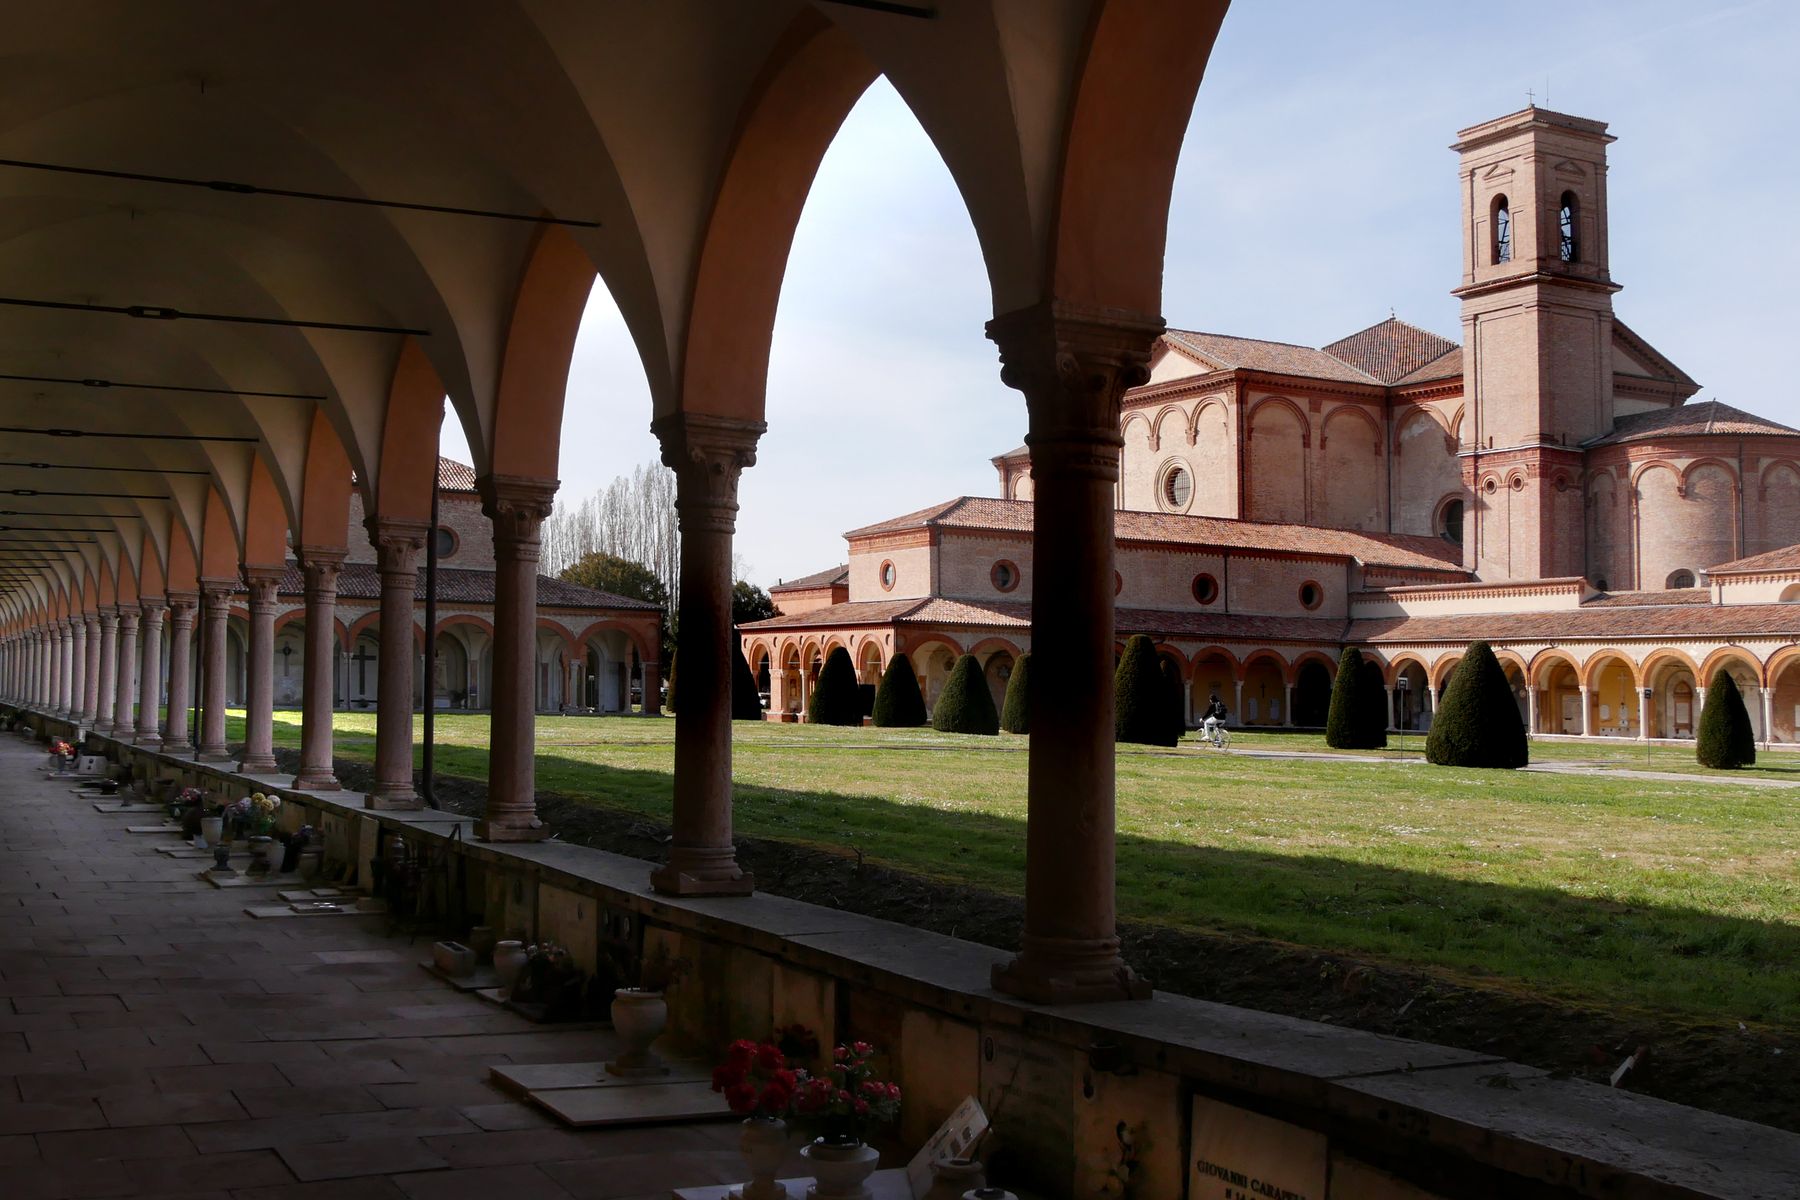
[421,961,503,992]
[1188,1095,1327,1200]
[198,870,291,889]
[155,845,212,858]
[279,887,351,901]
[528,1078,730,1128]
[488,1059,707,1098]
[244,899,387,919]
[125,824,181,834]
[673,1168,913,1200]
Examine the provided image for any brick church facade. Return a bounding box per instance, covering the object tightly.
[743,107,1800,744]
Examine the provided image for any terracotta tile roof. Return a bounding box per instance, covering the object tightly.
[1704,544,1800,576]
[1585,400,1800,447]
[744,599,1348,643]
[1582,588,1712,607]
[1353,603,1800,643]
[437,458,479,492]
[1119,608,1348,642]
[260,565,656,611]
[903,597,1030,627]
[846,497,1466,575]
[1613,319,1700,391]
[771,564,848,592]
[1393,346,1462,386]
[741,599,926,631]
[1322,318,1460,386]
[1162,330,1379,385]
[991,444,1030,462]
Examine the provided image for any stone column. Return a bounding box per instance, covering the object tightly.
[1760,687,1774,748]
[987,302,1160,1004]
[112,608,139,742]
[136,602,165,747]
[1282,682,1294,727]
[475,478,558,840]
[197,583,234,761]
[365,519,427,808]
[1233,679,1244,723]
[69,618,88,725]
[1578,685,1593,737]
[294,548,345,790]
[53,620,72,715]
[81,614,101,723]
[641,660,661,716]
[238,568,282,773]
[1527,687,1540,737]
[646,417,760,885]
[94,608,119,732]
[1426,685,1439,727]
[163,595,197,752]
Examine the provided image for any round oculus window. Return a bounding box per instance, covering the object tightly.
[1161,462,1194,511]
[1192,573,1219,605]
[1299,581,1323,610]
[1114,570,1124,596]
[878,560,897,591]
[991,560,1019,593]
[433,527,457,558]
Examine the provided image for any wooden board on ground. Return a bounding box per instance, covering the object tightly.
[672,1169,913,1200]
[528,1077,730,1128]
[488,1058,708,1098]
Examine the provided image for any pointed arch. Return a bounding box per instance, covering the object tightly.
[375,339,447,523]
[298,408,354,551]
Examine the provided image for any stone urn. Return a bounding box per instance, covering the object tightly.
[466,925,497,963]
[493,940,528,992]
[731,1116,789,1200]
[924,1157,985,1200]
[198,815,223,850]
[800,1139,879,1199]
[245,835,275,874]
[606,988,669,1077]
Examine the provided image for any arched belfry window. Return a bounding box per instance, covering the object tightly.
[1559,191,1579,262]
[1492,194,1512,264]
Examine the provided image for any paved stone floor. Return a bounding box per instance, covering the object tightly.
[0,733,763,1199]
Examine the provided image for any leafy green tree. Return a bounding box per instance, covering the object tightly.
[1696,669,1757,768]
[1356,660,1390,749]
[872,653,927,728]
[1115,635,1177,747]
[1425,641,1527,768]
[731,639,763,721]
[1325,647,1364,749]
[1000,652,1032,735]
[807,647,863,726]
[561,551,667,608]
[732,581,777,626]
[932,654,999,735]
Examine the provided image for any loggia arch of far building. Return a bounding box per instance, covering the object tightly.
[745,105,1800,746]
[212,459,661,718]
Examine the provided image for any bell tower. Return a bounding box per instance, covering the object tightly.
[1453,107,1620,581]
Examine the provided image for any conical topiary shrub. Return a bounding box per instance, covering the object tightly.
[1160,656,1187,745]
[807,646,863,726]
[1001,651,1032,735]
[1325,647,1364,748]
[1696,669,1757,768]
[1116,635,1177,747]
[872,653,927,727]
[731,639,763,721]
[663,649,677,714]
[1425,641,1527,768]
[1356,660,1390,749]
[932,653,999,735]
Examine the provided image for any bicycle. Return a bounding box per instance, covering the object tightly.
[1198,720,1231,749]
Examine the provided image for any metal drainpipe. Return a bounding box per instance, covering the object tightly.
[420,472,440,810]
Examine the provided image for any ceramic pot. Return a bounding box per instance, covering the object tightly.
[924,1157,985,1200]
[493,940,528,990]
[466,925,497,962]
[198,815,223,850]
[800,1139,879,1200]
[733,1116,789,1200]
[606,988,668,1077]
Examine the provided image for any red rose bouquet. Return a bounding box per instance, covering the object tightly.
[712,1037,801,1120]
[790,1041,901,1145]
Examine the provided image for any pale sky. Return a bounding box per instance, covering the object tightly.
[444,0,1800,588]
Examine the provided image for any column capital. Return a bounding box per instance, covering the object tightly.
[987,300,1163,479]
[243,565,283,609]
[652,413,765,534]
[297,545,348,595]
[116,606,140,631]
[138,597,167,620]
[167,590,199,615]
[478,474,559,544]
[365,516,429,577]
[199,577,237,604]
[98,606,119,627]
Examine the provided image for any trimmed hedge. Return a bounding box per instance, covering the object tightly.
[1696,669,1757,768]
[1325,647,1364,748]
[807,646,863,726]
[1116,635,1178,747]
[1001,652,1032,735]
[1160,656,1187,745]
[1356,661,1390,749]
[872,653,928,727]
[731,639,763,721]
[1425,641,1527,768]
[932,653,999,735]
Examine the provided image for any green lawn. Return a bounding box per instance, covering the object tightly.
[239,709,1800,1029]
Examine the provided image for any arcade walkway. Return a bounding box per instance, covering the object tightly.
[0,735,752,1199]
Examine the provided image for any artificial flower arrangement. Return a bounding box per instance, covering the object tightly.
[712,1034,901,1144]
[228,791,282,836]
[47,738,74,763]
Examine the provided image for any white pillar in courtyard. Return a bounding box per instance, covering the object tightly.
[1578,686,1593,737]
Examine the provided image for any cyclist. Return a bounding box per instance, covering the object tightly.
[1201,692,1229,747]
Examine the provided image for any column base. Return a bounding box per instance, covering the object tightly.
[163,740,193,756]
[649,863,755,896]
[197,748,234,763]
[365,788,423,811]
[134,734,162,750]
[292,770,341,791]
[476,815,552,843]
[990,936,1152,1005]
[238,754,279,774]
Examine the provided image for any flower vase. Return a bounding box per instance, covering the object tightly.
[801,1139,879,1200]
[729,1116,788,1200]
[606,988,669,1077]
[924,1157,986,1200]
[246,835,274,874]
[493,940,528,993]
[198,816,223,850]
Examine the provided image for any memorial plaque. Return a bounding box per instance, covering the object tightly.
[979,1027,1074,1196]
[1189,1096,1327,1200]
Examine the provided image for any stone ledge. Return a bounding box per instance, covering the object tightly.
[54,718,1800,1200]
